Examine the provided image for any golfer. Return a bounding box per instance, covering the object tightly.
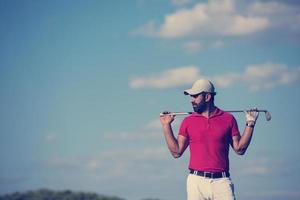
[160,79,259,200]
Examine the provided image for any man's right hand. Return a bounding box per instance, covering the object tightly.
[160,111,175,126]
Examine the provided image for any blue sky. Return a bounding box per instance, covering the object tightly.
[0,0,300,200]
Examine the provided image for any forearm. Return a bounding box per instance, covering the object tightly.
[240,127,254,147]
[162,124,180,157]
[236,124,255,154]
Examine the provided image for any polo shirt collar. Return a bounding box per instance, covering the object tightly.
[191,107,224,118]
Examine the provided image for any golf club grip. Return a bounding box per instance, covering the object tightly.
[159,112,192,116]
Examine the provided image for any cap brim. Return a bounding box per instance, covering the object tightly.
[184,89,197,95]
[184,90,217,95]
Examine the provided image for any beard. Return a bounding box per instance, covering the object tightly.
[192,100,207,113]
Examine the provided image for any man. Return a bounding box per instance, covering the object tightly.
[160,79,259,200]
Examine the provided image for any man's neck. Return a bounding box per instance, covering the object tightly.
[199,105,216,118]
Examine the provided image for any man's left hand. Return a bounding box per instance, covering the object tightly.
[244,108,259,123]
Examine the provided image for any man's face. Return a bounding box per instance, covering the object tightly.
[190,93,206,113]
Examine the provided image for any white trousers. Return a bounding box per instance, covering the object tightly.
[187,174,236,200]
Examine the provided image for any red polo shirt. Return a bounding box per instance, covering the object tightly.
[179,108,240,172]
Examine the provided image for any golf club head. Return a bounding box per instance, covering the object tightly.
[264,111,272,121]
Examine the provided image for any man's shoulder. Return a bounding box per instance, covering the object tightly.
[183,112,202,120]
[216,108,236,120]
[181,113,200,124]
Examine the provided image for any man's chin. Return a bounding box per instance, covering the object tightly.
[193,106,198,112]
[193,105,206,113]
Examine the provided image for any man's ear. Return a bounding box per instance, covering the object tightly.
[205,93,212,102]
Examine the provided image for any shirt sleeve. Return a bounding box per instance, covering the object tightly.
[178,118,189,138]
[231,116,240,137]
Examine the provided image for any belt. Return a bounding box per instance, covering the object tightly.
[190,169,230,179]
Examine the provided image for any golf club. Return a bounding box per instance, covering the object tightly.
[160,110,271,121]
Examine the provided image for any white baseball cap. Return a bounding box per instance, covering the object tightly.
[184,79,216,95]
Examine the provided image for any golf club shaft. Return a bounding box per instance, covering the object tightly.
[225,110,268,113]
[160,110,268,115]
[160,109,271,121]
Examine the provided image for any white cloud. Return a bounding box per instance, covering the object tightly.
[129,63,300,91]
[133,0,300,41]
[223,15,269,36]
[129,66,201,89]
[159,4,209,38]
[247,1,300,33]
[131,21,158,37]
[132,0,300,52]
[214,63,300,91]
[134,0,270,39]
[242,63,300,91]
[248,1,294,15]
[212,73,240,88]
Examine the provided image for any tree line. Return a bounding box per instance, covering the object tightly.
[0,189,162,200]
[0,189,124,200]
